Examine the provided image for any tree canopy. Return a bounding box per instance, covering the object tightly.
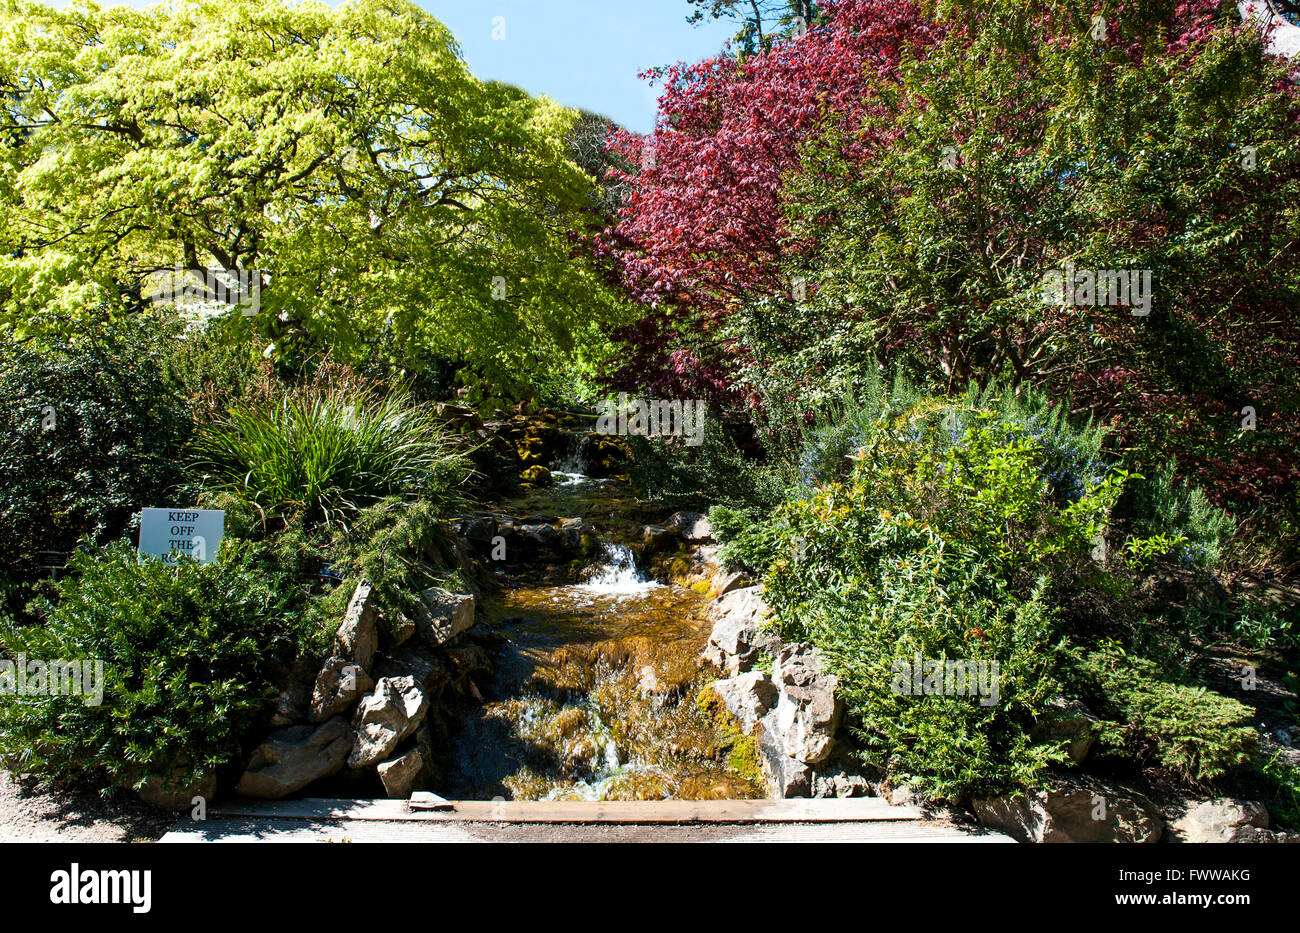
[0,0,631,387]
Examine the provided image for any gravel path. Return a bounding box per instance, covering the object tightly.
[0,770,173,843]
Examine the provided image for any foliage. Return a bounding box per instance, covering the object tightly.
[194,381,470,529]
[0,0,632,390]
[1079,646,1258,783]
[0,540,296,789]
[0,319,196,571]
[756,392,1138,798]
[709,504,787,575]
[625,420,792,512]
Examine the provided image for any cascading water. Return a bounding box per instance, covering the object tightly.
[445,460,765,802]
[574,543,661,596]
[551,432,593,487]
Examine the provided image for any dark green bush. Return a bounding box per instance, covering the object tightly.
[0,322,196,571]
[0,540,297,789]
[1079,647,1258,784]
[626,419,791,512]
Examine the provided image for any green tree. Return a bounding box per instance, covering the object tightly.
[0,0,629,388]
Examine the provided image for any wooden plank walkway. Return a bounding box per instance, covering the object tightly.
[160,797,1014,843]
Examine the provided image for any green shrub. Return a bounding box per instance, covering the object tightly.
[626,419,792,512]
[0,322,196,571]
[757,393,1136,799]
[1259,751,1300,829]
[1119,458,1236,572]
[195,384,470,528]
[1080,647,1257,783]
[708,504,787,575]
[0,540,297,789]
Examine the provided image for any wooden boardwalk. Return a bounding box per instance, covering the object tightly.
[160,797,1014,843]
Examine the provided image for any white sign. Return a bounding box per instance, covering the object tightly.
[138,508,225,565]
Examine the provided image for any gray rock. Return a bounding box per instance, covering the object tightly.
[668,511,713,543]
[415,588,475,646]
[768,642,841,765]
[973,779,1164,843]
[308,656,374,723]
[1170,799,1270,843]
[758,725,811,798]
[236,718,353,799]
[391,613,416,649]
[349,676,429,769]
[1030,698,1098,764]
[710,671,778,733]
[377,748,425,799]
[812,772,874,799]
[519,523,560,555]
[336,580,379,670]
[703,585,772,674]
[713,569,751,597]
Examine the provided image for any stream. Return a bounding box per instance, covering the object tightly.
[445,453,764,801]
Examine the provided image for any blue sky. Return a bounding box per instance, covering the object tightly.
[59,1,738,132]
[420,2,736,132]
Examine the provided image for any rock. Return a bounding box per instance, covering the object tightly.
[391,613,416,649]
[711,671,778,733]
[668,511,713,543]
[812,772,874,799]
[377,748,425,799]
[521,464,552,487]
[135,770,217,809]
[767,643,841,765]
[713,569,751,597]
[267,654,321,727]
[349,676,429,769]
[450,515,495,547]
[558,517,598,554]
[336,579,379,670]
[308,656,374,723]
[415,588,475,646]
[372,642,453,698]
[518,523,560,556]
[1030,698,1097,764]
[1170,799,1271,843]
[703,585,772,674]
[641,524,677,553]
[758,725,811,798]
[236,718,353,799]
[973,778,1164,843]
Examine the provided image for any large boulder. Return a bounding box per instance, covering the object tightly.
[973,778,1164,843]
[308,656,374,723]
[667,511,713,543]
[336,580,379,671]
[415,588,475,647]
[1169,799,1271,843]
[377,748,426,799]
[710,671,778,734]
[703,586,773,675]
[349,676,429,769]
[766,643,841,765]
[235,718,353,799]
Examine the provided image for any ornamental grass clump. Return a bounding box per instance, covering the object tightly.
[195,385,469,529]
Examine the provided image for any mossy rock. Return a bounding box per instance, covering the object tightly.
[520,465,552,487]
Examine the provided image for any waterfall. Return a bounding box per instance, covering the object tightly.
[573,543,660,596]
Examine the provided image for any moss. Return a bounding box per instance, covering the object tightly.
[695,685,766,786]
